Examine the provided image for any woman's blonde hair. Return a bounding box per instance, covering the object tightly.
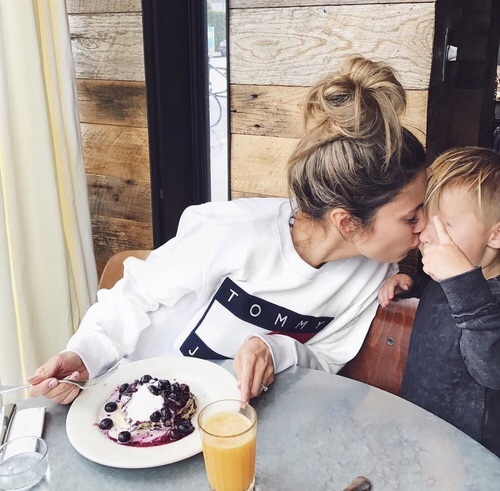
[288,56,426,228]
[426,147,500,226]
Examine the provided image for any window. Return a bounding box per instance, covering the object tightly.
[207,1,229,201]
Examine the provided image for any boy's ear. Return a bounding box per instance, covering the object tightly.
[487,221,500,250]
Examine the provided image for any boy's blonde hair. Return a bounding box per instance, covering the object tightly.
[426,147,500,226]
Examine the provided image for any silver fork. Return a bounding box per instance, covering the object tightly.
[0,361,121,395]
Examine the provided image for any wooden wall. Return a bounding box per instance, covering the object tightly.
[229,0,436,198]
[66,0,439,274]
[66,0,152,277]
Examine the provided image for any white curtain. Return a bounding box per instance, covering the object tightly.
[0,0,97,390]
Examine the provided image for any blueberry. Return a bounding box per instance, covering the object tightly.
[160,407,171,421]
[150,411,161,422]
[104,402,118,413]
[140,374,152,384]
[158,379,171,391]
[118,431,131,443]
[119,383,129,393]
[169,428,181,440]
[171,382,180,392]
[148,385,160,396]
[99,418,113,430]
[178,421,194,435]
[168,394,183,407]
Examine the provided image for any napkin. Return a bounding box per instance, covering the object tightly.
[4,407,46,459]
[7,407,46,442]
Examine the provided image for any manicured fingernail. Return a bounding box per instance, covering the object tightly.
[48,379,58,388]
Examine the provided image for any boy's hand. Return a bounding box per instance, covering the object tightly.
[420,216,474,281]
[378,273,413,307]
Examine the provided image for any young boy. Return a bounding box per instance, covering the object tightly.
[378,147,500,457]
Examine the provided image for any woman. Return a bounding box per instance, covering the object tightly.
[29,56,427,403]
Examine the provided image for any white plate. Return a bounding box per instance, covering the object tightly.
[66,357,239,468]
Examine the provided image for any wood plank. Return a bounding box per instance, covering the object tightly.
[402,91,428,143]
[231,190,273,199]
[87,174,152,222]
[231,85,428,143]
[68,13,144,81]
[231,0,433,7]
[91,216,153,278]
[77,79,147,127]
[229,4,435,89]
[92,216,153,258]
[230,84,307,138]
[231,134,298,197]
[81,123,150,181]
[66,0,141,14]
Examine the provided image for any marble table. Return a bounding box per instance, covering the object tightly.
[18,362,500,490]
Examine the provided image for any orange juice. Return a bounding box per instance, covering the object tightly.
[201,411,256,491]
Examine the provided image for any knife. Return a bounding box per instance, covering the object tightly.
[0,403,17,446]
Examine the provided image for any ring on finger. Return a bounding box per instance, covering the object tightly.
[260,384,268,392]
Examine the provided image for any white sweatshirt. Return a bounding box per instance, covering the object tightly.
[67,198,396,377]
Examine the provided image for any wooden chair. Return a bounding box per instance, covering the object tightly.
[339,298,418,395]
[98,249,151,290]
[98,249,417,395]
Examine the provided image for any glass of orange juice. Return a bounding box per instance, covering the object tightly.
[198,399,257,491]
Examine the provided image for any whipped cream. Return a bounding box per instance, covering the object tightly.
[124,383,164,423]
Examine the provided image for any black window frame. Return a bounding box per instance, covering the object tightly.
[141,0,210,247]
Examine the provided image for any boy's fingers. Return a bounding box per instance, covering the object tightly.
[433,215,452,244]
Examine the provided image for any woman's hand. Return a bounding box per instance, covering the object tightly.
[378,273,412,307]
[233,337,275,403]
[27,352,89,404]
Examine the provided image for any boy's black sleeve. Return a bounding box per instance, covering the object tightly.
[440,267,500,390]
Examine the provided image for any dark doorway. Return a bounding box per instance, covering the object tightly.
[142,0,211,247]
[427,0,500,158]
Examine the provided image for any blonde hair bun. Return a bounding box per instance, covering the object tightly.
[304,56,407,161]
